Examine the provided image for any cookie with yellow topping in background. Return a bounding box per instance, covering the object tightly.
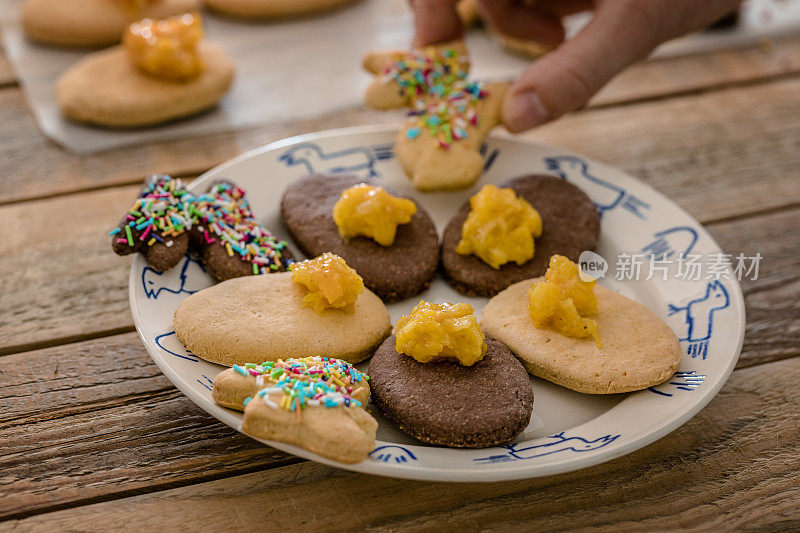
[22,0,201,48]
[441,174,600,297]
[56,13,235,128]
[204,0,361,19]
[280,174,439,302]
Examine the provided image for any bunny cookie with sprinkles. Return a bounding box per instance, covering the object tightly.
[213,357,377,464]
[110,174,293,281]
[363,42,509,191]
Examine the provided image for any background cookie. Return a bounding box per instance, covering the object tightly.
[482,279,682,394]
[205,0,360,19]
[441,174,600,297]
[368,335,533,448]
[281,174,439,302]
[57,43,234,128]
[174,271,391,366]
[22,0,201,48]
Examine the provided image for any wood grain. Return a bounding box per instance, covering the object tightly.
[1,180,797,356]
[0,333,297,521]
[5,355,800,531]
[0,56,798,208]
[591,36,800,107]
[0,220,796,519]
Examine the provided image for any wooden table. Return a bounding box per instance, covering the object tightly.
[1,34,799,531]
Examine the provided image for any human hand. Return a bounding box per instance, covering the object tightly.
[410,0,741,132]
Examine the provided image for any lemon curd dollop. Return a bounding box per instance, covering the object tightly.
[332,183,417,246]
[395,301,487,366]
[291,253,365,315]
[123,13,204,82]
[455,184,543,269]
[527,255,600,346]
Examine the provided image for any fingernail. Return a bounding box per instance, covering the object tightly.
[503,92,550,133]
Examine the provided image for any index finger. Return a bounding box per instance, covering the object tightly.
[410,0,464,46]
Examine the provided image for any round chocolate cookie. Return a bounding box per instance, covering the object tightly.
[368,335,534,448]
[441,174,600,297]
[280,174,439,302]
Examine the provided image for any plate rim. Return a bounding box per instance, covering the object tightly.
[129,124,746,482]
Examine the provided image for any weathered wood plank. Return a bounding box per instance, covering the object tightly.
[1,177,798,356]
[591,36,800,107]
[0,57,799,208]
[516,77,800,224]
[5,355,800,531]
[0,333,297,521]
[0,226,796,520]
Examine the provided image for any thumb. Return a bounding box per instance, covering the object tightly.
[502,3,664,132]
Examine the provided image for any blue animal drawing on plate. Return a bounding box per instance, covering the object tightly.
[278,142,393,180]
[641,226,699,259]
[480,143,500,172]
[155,331,198,362]
[196,374,214,392]
[648,371,706,397]
[544,155,650,219]
[667,281,730,359]
[473,432,621,464]
[370,445,418,464]
[142,255,208,299]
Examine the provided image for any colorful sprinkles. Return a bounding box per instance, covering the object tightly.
[236,357,368,418]
[381,47,488,149]
[111,175,292,274]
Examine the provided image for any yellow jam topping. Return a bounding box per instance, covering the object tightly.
[455,184,543,269]
[527,255,600,346]
[291,253,365,315]
[395,301,487,366]
[123,13,204,82]
[332,184,417,246]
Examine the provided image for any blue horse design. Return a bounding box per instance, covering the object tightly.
[196,374,214,392]
[473,432,620,464]
[648,371,707,397]
[155,331,198,362]
[480,143,500,172]
[641,226,699,259]
[544,155,650,219]
[667,281,730,359]
[278,143,391,180]
[370,445,418,464]
[142,255,207,299]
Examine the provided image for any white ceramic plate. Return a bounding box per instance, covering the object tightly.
[130,125,745,482]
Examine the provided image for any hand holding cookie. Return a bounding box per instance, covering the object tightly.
[362,42,508,191]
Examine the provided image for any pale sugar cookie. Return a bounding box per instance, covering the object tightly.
[22,0,201,48]
[56,14,235,128]
[173,271,391,366]
[204,0,360,19]
[482,279,682,394]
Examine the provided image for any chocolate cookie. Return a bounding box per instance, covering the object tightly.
[280,174,439,302]
[368,335,534,448]
[111,175,293,280]
[441,174,600,297]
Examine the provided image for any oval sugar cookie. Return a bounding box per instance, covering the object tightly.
[280,174,439,302]
[56,43,234,128]
[22,0,201,48]
[368,335,533,447]
[174,272,391,366]
[205,0,360,19]
[441,174,600,297]
[481,278,682,394]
